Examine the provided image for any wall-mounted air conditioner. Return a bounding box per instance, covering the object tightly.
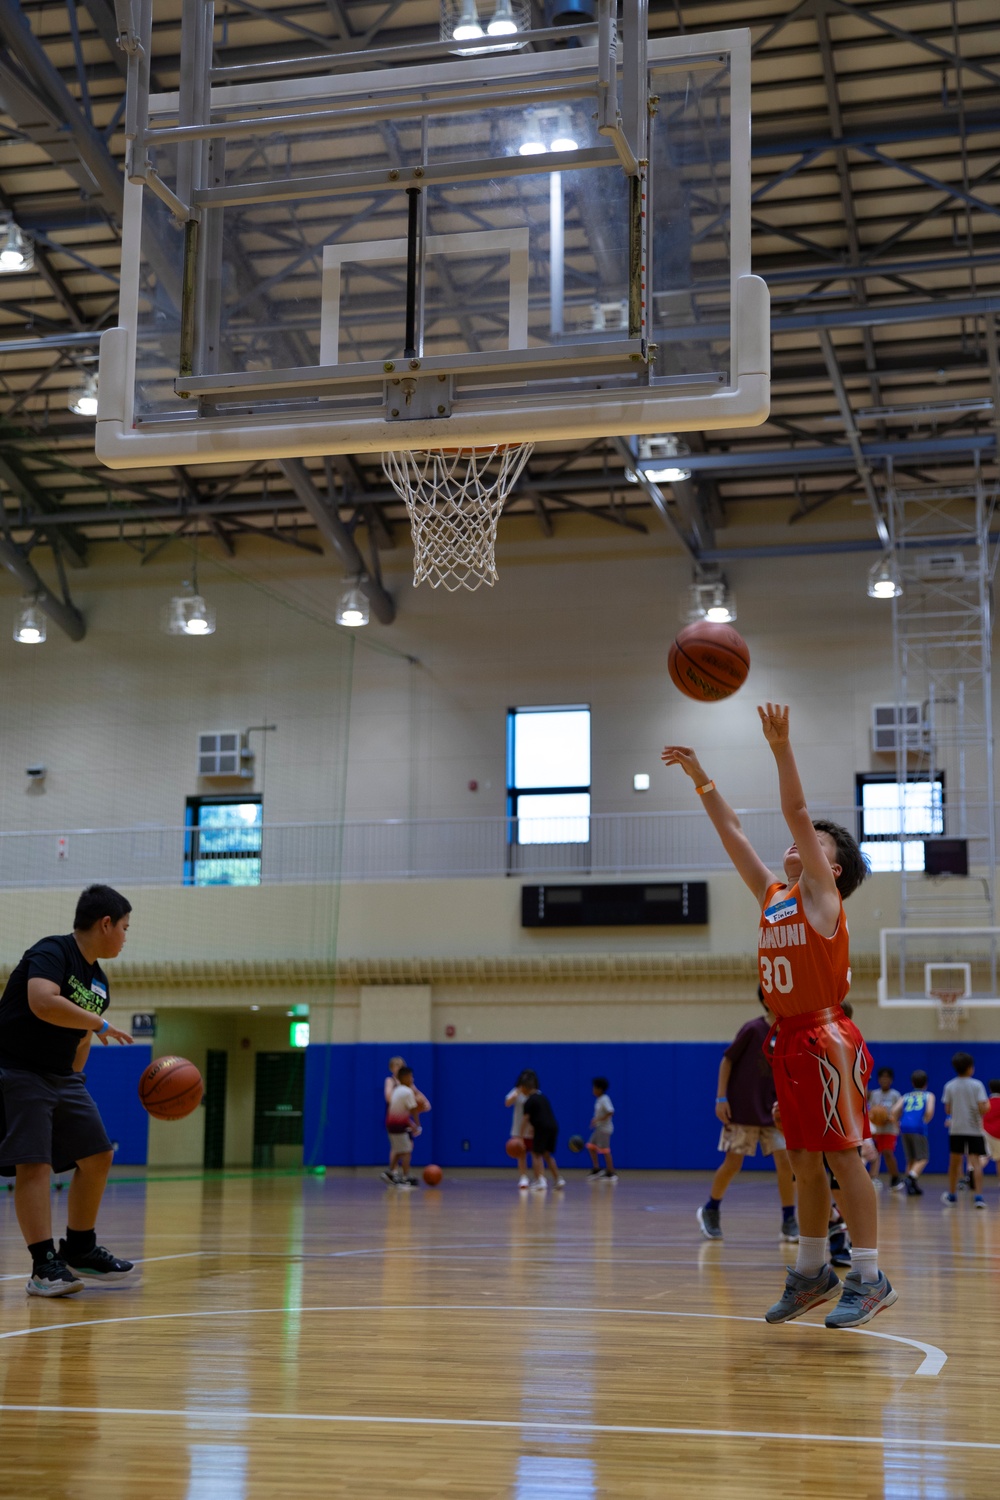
[198,731,253,779]
[871,703,929,755]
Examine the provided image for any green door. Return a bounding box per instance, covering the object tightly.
[202,1050,228,1170]
[252,1051,305,1168]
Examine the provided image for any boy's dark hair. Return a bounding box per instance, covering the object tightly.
[952,1051,974,1075]
[877,1066,893,1082]
[911,1069,928,1088]
[74,884,132,931]
[756,984,767,1006]
[841,999,853,1020]
[593,1076,609,1092]
[519,1069,538,1090]
[812,820,869,899]
[397,1065,413,1083]
[989,1078,1000,1094]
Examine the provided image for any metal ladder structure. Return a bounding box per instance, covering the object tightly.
[890,472,998,931]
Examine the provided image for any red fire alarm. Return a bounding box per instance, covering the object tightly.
[468,780,478,792]
[445,1024,456,1038]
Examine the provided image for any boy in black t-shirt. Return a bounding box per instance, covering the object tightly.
[520,1070,565,1193]
[0,884,137,1296]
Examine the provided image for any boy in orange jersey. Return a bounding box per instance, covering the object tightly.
[663,705,896,1329]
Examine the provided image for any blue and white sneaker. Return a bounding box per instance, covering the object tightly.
[824,1269,897,1328]
[974,1195,987,1210]
[941,1191,957,1205]
[764,1265,841,1324]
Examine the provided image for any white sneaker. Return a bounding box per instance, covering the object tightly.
[529,1179,548,1192]
[554,1177,566,1190]
[518,1175,530,1189]
[871,1178,883,1191]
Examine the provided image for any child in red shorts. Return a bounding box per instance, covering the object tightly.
[664,704,896,1329]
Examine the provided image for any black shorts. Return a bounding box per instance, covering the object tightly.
[0,1067,112,1175]
[948,1133,986,1157]
[531,1130,558,1156]
[902,1132,930,1165]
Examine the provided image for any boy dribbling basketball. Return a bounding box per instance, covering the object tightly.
[663,705,896,1329]
[0,884,137,1296]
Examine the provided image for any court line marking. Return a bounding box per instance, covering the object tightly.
[0,1403,989,1450]
[0,1301,946,1376]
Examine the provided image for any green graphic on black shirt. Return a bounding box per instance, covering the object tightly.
[67,974,105,1015]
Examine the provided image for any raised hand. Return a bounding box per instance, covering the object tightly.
[757,703,790,747]
[661,745,708,783]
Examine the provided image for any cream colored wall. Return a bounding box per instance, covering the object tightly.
[0,527,997,1063]
[144,1009,297,1169]
[0,527,944,835]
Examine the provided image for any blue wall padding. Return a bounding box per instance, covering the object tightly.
[74,1036,1000,1173]
[84,1043,152,1164]
[304,1039,1000,1171]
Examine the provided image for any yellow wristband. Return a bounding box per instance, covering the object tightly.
[695,780,715,796]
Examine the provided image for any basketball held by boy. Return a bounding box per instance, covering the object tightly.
[664,704,896,1329]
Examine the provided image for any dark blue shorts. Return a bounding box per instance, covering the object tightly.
[0,1066,112,1175]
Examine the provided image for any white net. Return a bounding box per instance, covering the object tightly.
[382,443,534,590]
[934,992,967,1031]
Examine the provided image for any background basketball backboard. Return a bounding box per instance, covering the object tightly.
[96,6,768,468]
[878,926,1000,1008]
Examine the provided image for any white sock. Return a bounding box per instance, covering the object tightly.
[795,1236,828,1276]
[852,1247,878,1283]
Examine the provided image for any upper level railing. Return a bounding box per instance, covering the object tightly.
[0,806,990,887]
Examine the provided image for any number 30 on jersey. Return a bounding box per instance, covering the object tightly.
[760,955,793,994]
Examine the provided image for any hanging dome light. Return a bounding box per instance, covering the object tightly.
[336,582,370,627]
[867,554,903,599]
[0,221,33,274]
[163,588,216,636]
[69,372,99,417]
[452,0,484,39]
[13,597,46,644]
[637,433,692,483]
[487,0,518,35]
[686,577,736,624]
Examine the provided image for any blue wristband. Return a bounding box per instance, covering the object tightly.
[716,1096,728,1104]
[98,1018,109,1034]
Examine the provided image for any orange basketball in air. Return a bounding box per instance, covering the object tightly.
[668,622,750,702]
[138,1056,204,1120]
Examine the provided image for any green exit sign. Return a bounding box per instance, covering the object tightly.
[289,1021,310,1048]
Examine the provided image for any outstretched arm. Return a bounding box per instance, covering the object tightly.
[661,744,775,905]
[758,703,841,919]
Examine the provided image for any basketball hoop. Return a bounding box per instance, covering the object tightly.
[933,990,967,1031]
[381,443,533,591]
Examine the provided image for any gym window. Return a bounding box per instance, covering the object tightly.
[507,706,591,844]
[184,796,263,886]
[855,773,944,873]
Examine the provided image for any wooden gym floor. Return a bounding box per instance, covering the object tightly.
[0,1169,996,1499]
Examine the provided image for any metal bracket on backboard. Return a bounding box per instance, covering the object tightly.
[386,376,454,422]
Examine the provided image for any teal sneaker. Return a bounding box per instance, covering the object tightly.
[58,1241,139,1285]
[764,1265,841,1324]
[824,1270,897,1329]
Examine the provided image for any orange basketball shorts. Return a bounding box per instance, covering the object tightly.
[768,1006,874,1153]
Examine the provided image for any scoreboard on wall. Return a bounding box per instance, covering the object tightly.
[521,883,708,929]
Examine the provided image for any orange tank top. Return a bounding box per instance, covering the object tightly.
[757,881,851,1019]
